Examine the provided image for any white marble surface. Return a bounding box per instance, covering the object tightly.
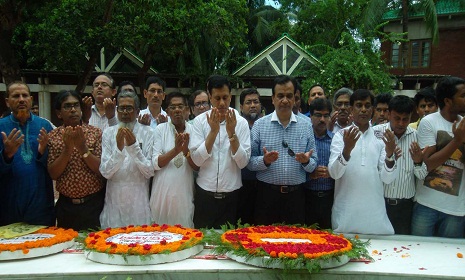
[0,234,464,279]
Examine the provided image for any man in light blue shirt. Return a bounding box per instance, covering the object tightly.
[248,75,317,225]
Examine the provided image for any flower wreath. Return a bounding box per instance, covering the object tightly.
[209,225,371,272]
[0,227,78,255]
[84,224,203,255]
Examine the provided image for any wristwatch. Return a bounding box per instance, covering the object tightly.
[82,150,91,158]
[386,153,395,162]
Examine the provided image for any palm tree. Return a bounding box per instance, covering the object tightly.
[247,1,291,56]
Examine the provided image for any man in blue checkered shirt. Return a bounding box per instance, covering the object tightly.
[247,75,318,225]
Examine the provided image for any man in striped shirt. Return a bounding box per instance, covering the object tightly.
[306,98,335,229]
[373,95,427,234]
[248,75,317,225]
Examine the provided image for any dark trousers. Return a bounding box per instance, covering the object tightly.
[385,198,413,235]
[193,184,239,229]
[305,189,334,229]
[254,181,305,225]
[236,179,257,225]
[56,189,105,231]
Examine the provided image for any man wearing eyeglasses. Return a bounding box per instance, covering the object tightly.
[48,90,104,230]
[139,76,168,128]
[330,87,353,134]
[99,90,154,228]
[189,90,210,120]
[87,73,118,131]
[189,75,251,228]
[306,98,335,229]
[248,75,318,225]
[237,88,262,224]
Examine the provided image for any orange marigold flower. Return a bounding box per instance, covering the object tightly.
[457,252,463,258]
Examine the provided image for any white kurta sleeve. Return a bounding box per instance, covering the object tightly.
[328,130,348,180]
[99,128,125,179]
[189,115,211,167]
[230,117,251,169]
[125,131,155,179]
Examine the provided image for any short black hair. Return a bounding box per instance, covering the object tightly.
[308,84,325,95]
[206,75,231,94]
[350,89,374,106]
[295,81,303,94]
[388,95,415,114]
[435,76,465,109]
[54,90,82,111]
[240,88,260,105]
[414,87,437,107]
[166,92,188,106]
[117,80,138,95]
[189,90,208,106]
[272,75,296,96]
[145,76,166,91]
[309,98,332,115]
[374,92,393,107]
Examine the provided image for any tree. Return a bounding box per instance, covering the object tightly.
[279,0,394,95]
[247,1,291,56]
[301,32,393,96]
[22,0,129,93]
[362,0,443,74]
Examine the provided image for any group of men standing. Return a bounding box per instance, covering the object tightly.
[1,74,465,239]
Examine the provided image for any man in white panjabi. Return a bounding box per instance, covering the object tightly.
[329,89,400,235]
[99,90,154,228]
[151,92,198,228]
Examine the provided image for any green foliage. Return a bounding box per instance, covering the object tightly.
[300,32,393,98]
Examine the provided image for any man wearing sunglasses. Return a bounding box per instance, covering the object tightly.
[248,75,318,225]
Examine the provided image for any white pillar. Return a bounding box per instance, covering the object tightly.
[38,85,52,120]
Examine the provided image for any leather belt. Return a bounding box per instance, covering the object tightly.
[263,182,301,194]
[196,185,237,200]
[385,198,412,206]
[60,190,102,205]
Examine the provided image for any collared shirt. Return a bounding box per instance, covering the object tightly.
[248,111,318,185]
[332,121,351,134]
[329,125,399,234]
[373,123,427,199]
[307,130,334,191]
[139,107,168,129]
[48,124,104,198]
[89,105,118,131]
[189,108,251,192]
[297,112,311,124]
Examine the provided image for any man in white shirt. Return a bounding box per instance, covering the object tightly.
[413,76,465,238]
[139,76,168,128]
[373,95,427,234]
[329,89,400,234]
[189,75,251,228]
[99,90,154,228]
[87,73,118,131]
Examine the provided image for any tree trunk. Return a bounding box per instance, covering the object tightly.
[74,0,115,95]
[75,52,100,94]
[137,45,155,108]
[401,0,409,76]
